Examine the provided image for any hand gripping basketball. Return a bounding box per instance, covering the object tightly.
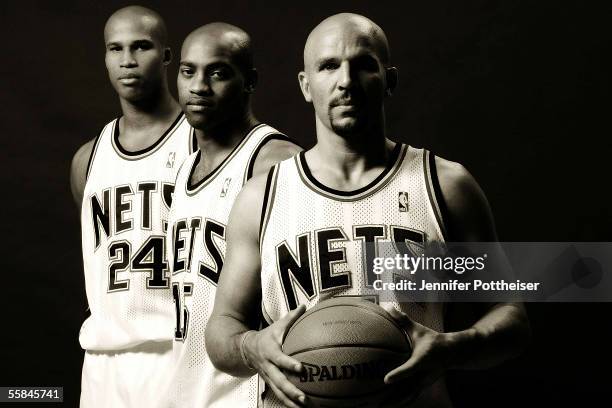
[242,304,307,408]
[381,305,451,406]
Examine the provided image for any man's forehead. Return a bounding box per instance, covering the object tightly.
[105,18,156,43]
[308,27,380,62]
[181,40,235,65]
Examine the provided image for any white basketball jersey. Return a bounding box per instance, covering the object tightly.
[80,113,195,351]
[260,144,453,407]
[164,124,288,408]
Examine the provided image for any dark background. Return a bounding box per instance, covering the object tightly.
[1,0,610,406]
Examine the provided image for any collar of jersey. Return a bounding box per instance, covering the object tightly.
[111,113,185,160]
[296,142,406,201]
[185,123,266,195]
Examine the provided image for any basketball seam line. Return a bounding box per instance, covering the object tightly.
[286,344,411,355]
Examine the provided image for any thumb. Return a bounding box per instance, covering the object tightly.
[384,353,420,383]
[278,304,307,333]
[381,304,413,330]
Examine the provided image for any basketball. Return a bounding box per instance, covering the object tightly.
[282,298,412,407]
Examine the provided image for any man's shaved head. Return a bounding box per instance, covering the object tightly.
[104,5,168,46]
[182,22,253,76]
[303,13,390,70]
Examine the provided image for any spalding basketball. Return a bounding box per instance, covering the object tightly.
[282,298,412,408]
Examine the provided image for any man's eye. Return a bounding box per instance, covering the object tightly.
[320,62,338,71]
[180,68,194,76]
[210,70,228,79]
[109,47,121,52]
[356,58,379,72]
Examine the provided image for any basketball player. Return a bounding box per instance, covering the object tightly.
[206,13,529,407]
[161,23,301,407]
[70,6,194,407]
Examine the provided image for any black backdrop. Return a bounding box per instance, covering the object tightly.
[1,0,610,406]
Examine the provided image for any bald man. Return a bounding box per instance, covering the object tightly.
[158,23,301,407]
[70,6,194,408]
[207,13,529,407]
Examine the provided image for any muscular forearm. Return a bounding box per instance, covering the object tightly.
[446,303,530,370]
[206,314,257,377]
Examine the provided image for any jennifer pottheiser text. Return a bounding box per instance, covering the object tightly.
[373,279,541,291]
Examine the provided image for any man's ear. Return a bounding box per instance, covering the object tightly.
[385,66,398,96]
[163,47,172,66]
[245,68,258,93]
[298,71,312,102]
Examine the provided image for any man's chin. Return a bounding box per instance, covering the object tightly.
[184,112,212,130]
[117,88,148,103]
[331,117,366,137]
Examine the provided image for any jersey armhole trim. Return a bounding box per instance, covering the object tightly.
[259,164,280,253]
[85,124,107,181]
[244,133,298,182]
[424,150,450,242]
[260,302,273,328]
[189,126,197,153]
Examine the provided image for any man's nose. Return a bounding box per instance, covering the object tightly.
[120,50,137,68]
[190,72,212,95]
[337,61,354,90]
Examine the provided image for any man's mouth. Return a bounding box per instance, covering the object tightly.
[187,100,214,112]
[118,74,140,85]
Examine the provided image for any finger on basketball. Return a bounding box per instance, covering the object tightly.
[267,363,306,405]
[271,350,303,373]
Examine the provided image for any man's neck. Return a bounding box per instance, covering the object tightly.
[194,110,258,158]
[315,119,390,168]
[305,120,396,191]
[119,87,180,131]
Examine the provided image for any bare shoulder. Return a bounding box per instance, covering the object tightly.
[235,171,273,217]
[434,155,497,241]
[434,156,478,202]
[251,137,302,177]
[229,169,276,240]
[70,138,97,208]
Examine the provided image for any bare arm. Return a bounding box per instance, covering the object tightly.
[384,157,530,395]
[206,173,307,408]
[70,139,96,209]
[434,156,530,370]
[206,174,267,375]
[206,137,302,373]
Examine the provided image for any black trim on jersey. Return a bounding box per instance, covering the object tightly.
[245,134,299,181]
[189,127,198,153]
[84,306,91,321]
[298,142,402,197]
[259,165,279,250]
[186,123,265,192]
[113,112,184,157]
[260,166,276,235]
[84,125,105,181]
[427,151,450,241]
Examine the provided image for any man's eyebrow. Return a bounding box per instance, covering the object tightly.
[133,39,154,45]
[179,61,195,67]
[314,56,337,66]
[206,62,232,70]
